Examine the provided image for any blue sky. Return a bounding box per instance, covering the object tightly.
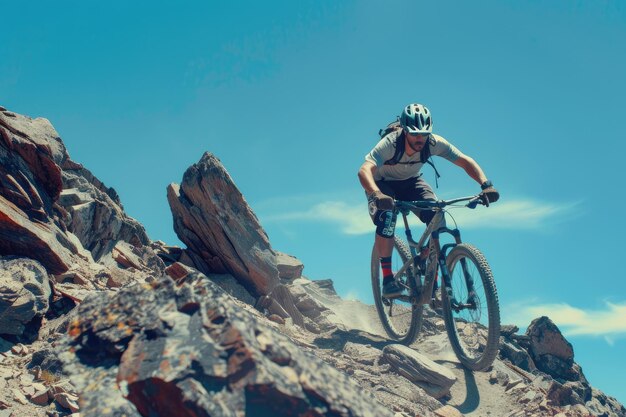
[2,0,625,405]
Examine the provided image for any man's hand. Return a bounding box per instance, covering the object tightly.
[480,186,500,207]
[368,190,394,210]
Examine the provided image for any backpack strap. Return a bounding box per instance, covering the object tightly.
[420,136,441,188]
[383,131,405,166]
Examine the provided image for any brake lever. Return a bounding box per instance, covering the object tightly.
[466,196,483,209]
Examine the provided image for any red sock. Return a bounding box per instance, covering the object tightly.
[380,256,393,284]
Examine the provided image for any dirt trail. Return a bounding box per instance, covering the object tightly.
[306,286,523,417]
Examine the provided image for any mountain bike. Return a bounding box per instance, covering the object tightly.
[370,195,500,371]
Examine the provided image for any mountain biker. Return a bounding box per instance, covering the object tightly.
[358,103,500,298]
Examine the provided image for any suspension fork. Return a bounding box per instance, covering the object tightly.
[436,229,477,309]
[433,228,465,304]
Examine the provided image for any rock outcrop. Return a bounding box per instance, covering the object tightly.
[167,152,279,296]
[0,111,79,274]
[0,107,158,281]
[59,164,150,262]
[59,274,394,417]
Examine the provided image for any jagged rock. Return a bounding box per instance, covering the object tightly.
[0,111,65,201]
[150,240,182,265]
[28,348,64,375]
[289,284,329,318]
[270,284,306,327]
[526,316,585,382]
[55,392,80,412]
[586,388,626,417]
[500,324,519,336]
[382,344,457,399]
[564,380,592,403]
[167,152,279,296]
[0,108,150,277]
[60,169,150,261]
[29,388,49,406]
[0,195,78,274]
[276,251,304,282]
[0,257,51,336]
[164,261,194,281]
[101,240,166,279]
[547,380,580,406]
[58,275,395,417]
[527,316,573,361]
[499,337,536,372]
[0,112,83,274]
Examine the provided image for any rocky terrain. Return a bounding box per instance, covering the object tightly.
[1,106,624,417]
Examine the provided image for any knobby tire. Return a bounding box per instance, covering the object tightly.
[441,243,500,371]
[371,236,423,345]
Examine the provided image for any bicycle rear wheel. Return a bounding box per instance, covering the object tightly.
[441,243,500,370]
[371,236,423,345]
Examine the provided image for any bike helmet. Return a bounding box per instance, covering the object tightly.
[400,103,433,134]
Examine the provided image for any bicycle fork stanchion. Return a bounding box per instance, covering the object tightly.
[449,229,478,309]
[426,227,462,308]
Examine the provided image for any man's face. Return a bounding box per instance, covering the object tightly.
[405,132,430,153]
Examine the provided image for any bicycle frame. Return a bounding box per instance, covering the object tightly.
[392,198,478,307]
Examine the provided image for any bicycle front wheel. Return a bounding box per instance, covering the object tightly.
[441,243,500,371]
[371,236,423,345]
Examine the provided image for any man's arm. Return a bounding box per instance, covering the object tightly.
[453,154,489,186]
[358,161,380,195]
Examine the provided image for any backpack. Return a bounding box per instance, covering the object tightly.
[378,118,441,187]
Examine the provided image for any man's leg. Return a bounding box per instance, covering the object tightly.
[368,181,403,298]
[375,234,394,258]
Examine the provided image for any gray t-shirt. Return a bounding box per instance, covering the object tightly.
[365,130,463,181]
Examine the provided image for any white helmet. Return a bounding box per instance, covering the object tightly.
[400,103,433,134]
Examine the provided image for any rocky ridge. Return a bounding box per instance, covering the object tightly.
[0,106,624,417]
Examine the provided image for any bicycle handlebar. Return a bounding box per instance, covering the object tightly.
[395,195,484,211]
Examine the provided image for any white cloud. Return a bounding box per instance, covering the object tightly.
[443,200,580,229]
[504,300,626,339]
[259,197,578,235]
[261,200,374,235]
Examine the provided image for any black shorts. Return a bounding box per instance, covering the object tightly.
[372,175,438,224]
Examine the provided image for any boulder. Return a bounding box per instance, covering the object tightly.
[526,316,584,382]
[0,257,51,336]
[58,274,395,417]
[382,344,457,398]
[167,152,279,296]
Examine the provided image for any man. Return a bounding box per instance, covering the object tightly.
[358,103,499,298]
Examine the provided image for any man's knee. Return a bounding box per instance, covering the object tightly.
[374,210,397,238]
